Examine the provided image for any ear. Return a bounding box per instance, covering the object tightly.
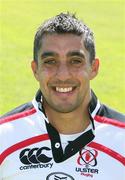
[31,60,39,81]
[90,58,100,80]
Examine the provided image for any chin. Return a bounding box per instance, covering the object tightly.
[52,104,78,113]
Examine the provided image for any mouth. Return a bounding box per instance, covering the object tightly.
[56,87,74,93]
[50,86,77,94]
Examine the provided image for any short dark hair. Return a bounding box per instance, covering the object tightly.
[33,12,95,63]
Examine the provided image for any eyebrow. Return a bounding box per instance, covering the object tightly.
[41,52,58,59]
[41,50,85,59]
[67,51,85,58]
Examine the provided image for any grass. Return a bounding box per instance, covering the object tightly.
[0,0,125,114]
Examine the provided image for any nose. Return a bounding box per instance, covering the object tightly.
[56,63,71,81]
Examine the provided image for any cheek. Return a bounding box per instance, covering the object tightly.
[38,67,54,85]
[76,68,90,80]
[77,72,91,89]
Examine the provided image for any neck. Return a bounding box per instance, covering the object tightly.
[44,92,91,134]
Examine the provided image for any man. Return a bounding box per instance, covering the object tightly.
[0,13,125,180]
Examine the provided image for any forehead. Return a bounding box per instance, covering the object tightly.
[40,33,87,55]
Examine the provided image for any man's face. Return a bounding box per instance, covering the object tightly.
[32,33,99,113]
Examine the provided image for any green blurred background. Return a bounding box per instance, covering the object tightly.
[0,0,125,115]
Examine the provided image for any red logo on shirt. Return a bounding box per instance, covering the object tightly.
[76,148,99,178]
[77,148,98,167]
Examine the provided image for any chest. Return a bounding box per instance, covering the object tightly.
[1,139,124,180]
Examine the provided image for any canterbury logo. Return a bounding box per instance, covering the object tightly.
[19,147,52,164]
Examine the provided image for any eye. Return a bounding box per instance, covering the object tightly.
[70,58,83,65]
[43,58,57,65]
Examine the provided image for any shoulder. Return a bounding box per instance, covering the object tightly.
[0,102,36,125]
[95,104,125,128]
[0,102,37,151]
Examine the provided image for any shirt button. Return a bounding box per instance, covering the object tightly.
[55,142,60,148]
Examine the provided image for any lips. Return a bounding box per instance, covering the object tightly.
[48,82,79,94]
[56,87,73,93]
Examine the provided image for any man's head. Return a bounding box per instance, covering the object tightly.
[33,12,95,64]
[31,13,99,113]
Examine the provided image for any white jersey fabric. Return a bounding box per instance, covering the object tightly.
[0,90,125,180]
